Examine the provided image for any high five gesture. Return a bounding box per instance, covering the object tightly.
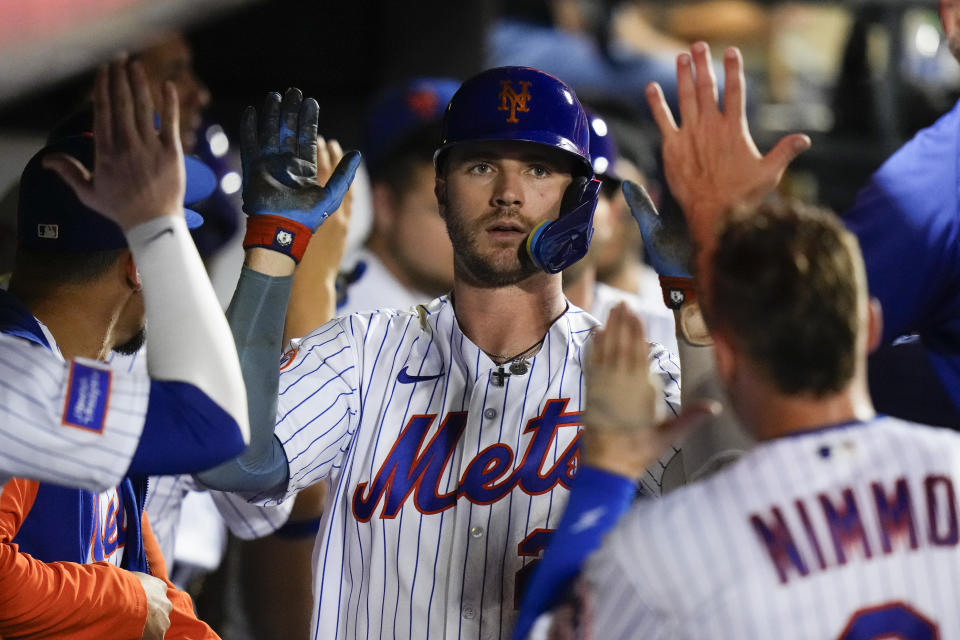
[646,42,811,280]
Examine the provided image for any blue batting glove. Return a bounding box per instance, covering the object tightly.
[623,180,692,278]
[240,88,361,231]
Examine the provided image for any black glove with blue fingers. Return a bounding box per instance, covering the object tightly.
[622,180,696,310]
[240,88,361,262]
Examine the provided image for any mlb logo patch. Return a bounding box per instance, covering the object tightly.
[37,224,59,239]
[62,361,111,433]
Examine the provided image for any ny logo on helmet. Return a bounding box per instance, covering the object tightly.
[498,80,532,123]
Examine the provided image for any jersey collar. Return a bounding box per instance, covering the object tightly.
[0,289,51,351]
[413,294,599,388]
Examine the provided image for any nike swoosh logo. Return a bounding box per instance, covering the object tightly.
[397,366,444,384]
[145,227,174,244]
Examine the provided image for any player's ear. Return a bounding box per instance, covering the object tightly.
[866,297,883,354]
[371,182,398,233]
[123,251,142,292]
[435,175,448,219]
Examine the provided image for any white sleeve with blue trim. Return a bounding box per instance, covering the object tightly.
[209,487,294,539]
[146,475,295,562]
[0,334,149,492]
[269,315,362,503]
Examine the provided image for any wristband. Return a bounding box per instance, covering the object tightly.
[659,275,697,310]
[243,215,312,263]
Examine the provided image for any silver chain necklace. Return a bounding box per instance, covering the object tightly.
[487,337,545,384]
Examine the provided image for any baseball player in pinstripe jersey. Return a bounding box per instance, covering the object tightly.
[0,57,252,638]
[0,71,247,501]
[533,199,960,640]
[199,67,684,639]
[519,42,960,639]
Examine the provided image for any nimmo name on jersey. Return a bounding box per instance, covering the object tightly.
[752,473,958,584]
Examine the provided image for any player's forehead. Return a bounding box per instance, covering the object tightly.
[445,140,576,172]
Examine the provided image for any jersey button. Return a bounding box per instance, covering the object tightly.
[470,526,484,538]
[483,408,497,420]
[463,606,476,619]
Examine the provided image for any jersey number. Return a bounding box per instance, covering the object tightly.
[515,528,554,609]
[836,602,939,640]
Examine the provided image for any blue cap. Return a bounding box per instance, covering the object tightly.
[587,112,619,181]
[47,105,217,207]
[363,77,460,176]
[435,66,592,177]
[182,155,217,205]
[18,134,203,252]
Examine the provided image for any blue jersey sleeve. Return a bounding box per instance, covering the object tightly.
[511,465,638,640]
[843,99,960,344]
[128,381,246,476]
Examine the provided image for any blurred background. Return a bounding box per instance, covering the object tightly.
[1,1,955,636]
[0,0,954,214]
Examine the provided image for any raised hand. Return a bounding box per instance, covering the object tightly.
[584,303,660,436]
[43,57,185,230]
[240,88,361,232]
[583,303,718,479]
[646,42,810,261]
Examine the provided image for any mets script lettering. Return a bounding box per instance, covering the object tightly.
[498,80,532,123]
[352,399,581,521]
[88,491,126,562]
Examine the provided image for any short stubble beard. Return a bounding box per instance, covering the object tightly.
[444,205,540,288]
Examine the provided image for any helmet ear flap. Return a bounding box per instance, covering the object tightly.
[559,176,589,213]
[523,177,601,274]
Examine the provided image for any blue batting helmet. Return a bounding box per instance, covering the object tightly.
[434,66,592,177]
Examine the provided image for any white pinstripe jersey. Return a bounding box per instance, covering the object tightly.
[262,295,681,640]
[0,328,149,493]
[575,416,960,639]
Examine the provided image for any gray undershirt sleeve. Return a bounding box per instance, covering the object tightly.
[195,265,292,493]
